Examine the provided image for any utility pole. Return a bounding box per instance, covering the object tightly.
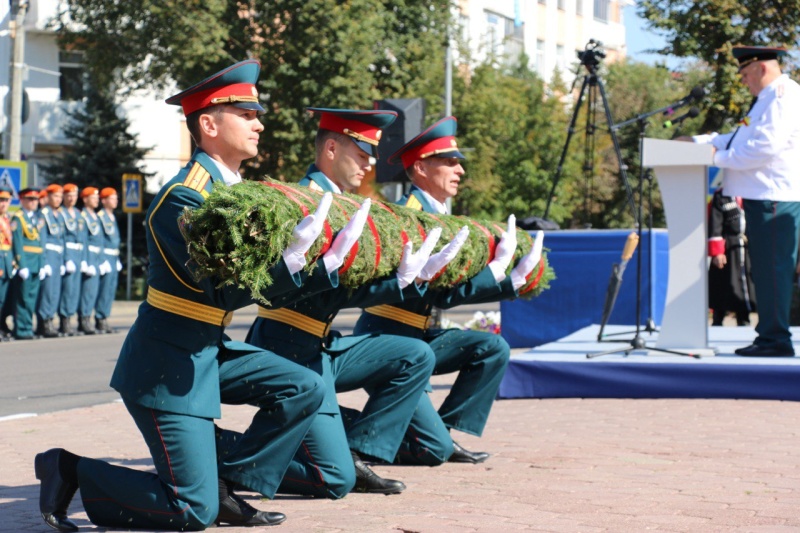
[7,0,28,162]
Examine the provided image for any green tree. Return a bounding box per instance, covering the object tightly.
[638,0,800,132]
[40,85,151,190]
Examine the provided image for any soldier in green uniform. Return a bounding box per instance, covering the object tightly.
[354,116,544,466]
[36,184,65,338]
[245,108,468,499]
[9,187,44,340]
[0,188,13,341]
[77,187,102,334]
[57,183,85,336]
[33,59,369,531]
[94,187,121,333]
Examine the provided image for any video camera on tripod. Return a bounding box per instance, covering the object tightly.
[577,39,606,70]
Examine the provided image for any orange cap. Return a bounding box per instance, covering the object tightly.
[100,187,117,198]
[80,187,99,198]
[0,190,11,199]
[46,184,64,194]
[63,183,79,194]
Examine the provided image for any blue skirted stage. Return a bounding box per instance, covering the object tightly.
[498,325,800,401]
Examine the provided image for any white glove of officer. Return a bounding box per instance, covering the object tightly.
[65,260,76,274]
[488,214,517,283]
[60,264,66,276]
[322,198,371,274]
[39,269,47,280]
[18,268,29,280]
[80,260,89,274]
[282,192,333,275]
[116,259,123,272]
[86,265,97,277]
[396,227,442,289]
[418,225,470,281]
[511,230,544,290]
[99,260,112,275]
[44,264,53,277]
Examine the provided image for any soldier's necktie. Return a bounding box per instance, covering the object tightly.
[726,97,758,150]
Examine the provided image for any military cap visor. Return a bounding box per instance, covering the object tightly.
[388,116,466,169]
[0,189,12,199]
[19,187,41,198]
[309,107,397,157]
[733,45,788,71]
[166,59,265,116]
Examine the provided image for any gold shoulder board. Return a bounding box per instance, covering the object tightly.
[182,162,211,193]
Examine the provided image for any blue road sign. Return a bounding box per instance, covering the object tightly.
[122,173,143,213]
[0,160,27,209]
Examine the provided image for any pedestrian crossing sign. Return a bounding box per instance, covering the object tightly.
[0,159,27,210]
[122,173,143,213]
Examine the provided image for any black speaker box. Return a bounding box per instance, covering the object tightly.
[374,98,426,183]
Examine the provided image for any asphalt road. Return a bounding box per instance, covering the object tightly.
[0,301,498,419]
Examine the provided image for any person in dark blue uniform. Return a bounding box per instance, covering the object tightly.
[94,187,121,333]
[36,184,65,338]
[9,187,44,340]
[77,186,102,334]
[32,59,369,531]
[245,108,467,498]
[57,183,84,336]
[354,116,544,466]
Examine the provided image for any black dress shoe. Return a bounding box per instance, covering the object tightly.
[351,451,405,494]
[34,449,79,532]
[448,441,490,464]
[734,343,795,357]
[216,486,285,527]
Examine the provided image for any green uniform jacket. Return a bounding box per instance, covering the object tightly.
[111,150,336,419]
[10,210,43,273]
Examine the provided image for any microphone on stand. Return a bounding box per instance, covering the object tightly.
[663,86,707,116]
[663,106,700,128]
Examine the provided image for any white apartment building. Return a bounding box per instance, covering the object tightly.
[459,0,630,83]
[0,1,628,193]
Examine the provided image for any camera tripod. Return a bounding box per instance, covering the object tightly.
[542,40,694,358]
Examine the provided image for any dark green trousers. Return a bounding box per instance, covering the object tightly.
[743,199,800,348]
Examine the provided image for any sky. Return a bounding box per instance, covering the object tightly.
[623,4,682,69]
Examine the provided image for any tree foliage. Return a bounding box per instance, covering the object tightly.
[638,0,800,132]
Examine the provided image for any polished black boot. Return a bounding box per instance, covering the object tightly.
[78,316,95,335]
[448,441,490,464]
[351,450,405,494]
[34,449,80,532]
[215,478,286,527]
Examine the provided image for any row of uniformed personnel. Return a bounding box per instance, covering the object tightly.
[0,184,121,341]
[32,59,544,531]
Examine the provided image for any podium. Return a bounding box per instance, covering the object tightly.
[642,138,716,356]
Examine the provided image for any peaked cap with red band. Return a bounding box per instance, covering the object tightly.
[388,116,465,169]
[166,59,264,116]
[308,107,397,157]
[733,45,788,71]
[0,188,13,199]
[19,187,41,199]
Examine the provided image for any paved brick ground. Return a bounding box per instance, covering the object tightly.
[3,376,800,532]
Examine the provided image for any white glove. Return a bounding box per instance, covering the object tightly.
[116,259,123,272]
[38,269,47,280]
[396,227,442,289]
[60,264,66,276]
[323,198,371,274]
[282,192,333,275]
[86,265,97,277]
[44,264,53,277]
[80,260,89,274]
[11,268,17,278]
[419,225,470,281]
[65,260,76,274]
[100,260,112,275]
[488,214,517,283]
[18,268,29,280]
[511,231,544,290]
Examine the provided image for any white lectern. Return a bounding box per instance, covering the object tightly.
[642,138,715,356]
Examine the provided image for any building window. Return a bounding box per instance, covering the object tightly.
[59,51,86,101]
[556,44,566,72]
[484,10,525,66]
[558,0,565,10]
[538,0,546,5]
[594,0,609,22]
[577,0,583,16]
[536,39,545,74]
